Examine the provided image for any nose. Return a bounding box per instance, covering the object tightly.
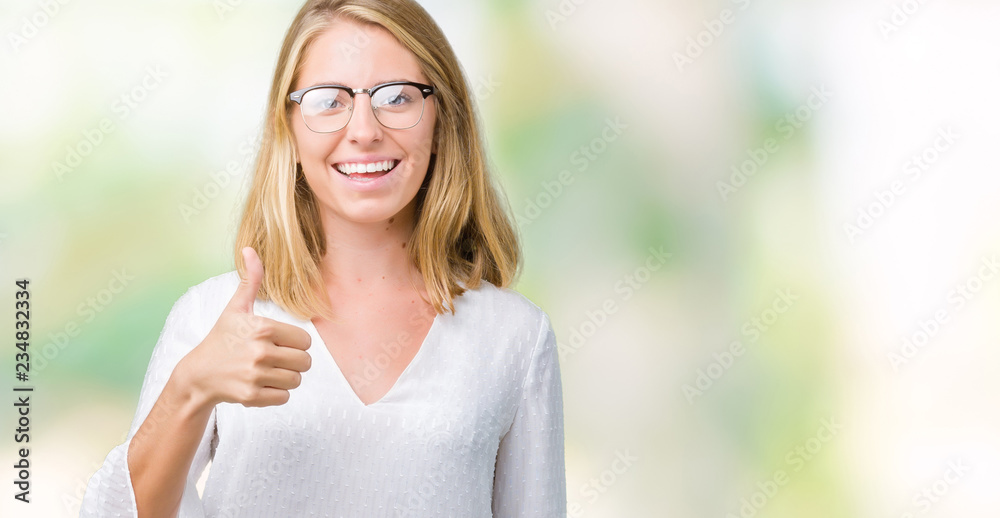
[345,93,383,145]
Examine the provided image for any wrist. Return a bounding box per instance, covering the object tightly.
[166,358,216,417]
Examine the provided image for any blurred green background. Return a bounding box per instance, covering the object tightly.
[3,0,1000,516]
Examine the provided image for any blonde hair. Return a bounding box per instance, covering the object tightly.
[234,0,521,322]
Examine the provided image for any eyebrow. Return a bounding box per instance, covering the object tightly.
[305,78,415,89]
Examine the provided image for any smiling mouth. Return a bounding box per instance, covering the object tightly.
[334,159,400,177]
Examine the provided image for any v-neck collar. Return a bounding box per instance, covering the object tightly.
[303,311,442,408]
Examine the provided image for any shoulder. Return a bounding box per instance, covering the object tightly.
[177,270,241,303]
[190,269,242,295]
[453,279,552,338]
[169,270,242,326]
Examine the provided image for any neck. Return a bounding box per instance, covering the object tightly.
[316,200,424,299]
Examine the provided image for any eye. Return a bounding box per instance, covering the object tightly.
[382,93,411,106]
[302,88,352,114]
[320,97,345,110]
[373,84,420,111]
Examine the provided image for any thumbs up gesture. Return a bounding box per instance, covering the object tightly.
[176,247,313,409]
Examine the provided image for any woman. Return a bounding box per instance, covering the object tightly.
[81,0,566,516]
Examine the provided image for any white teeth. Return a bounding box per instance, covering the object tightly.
[335,160,397,175]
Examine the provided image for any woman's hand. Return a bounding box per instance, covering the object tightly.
[176,246,313,410]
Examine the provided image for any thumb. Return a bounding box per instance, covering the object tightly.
[229,246,264,314]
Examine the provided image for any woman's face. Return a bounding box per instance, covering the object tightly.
[289,19,437,225]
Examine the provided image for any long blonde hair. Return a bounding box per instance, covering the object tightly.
[234,0,521,322]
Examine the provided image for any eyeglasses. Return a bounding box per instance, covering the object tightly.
[288,81,436,133]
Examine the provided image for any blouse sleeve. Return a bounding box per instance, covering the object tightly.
[492,313,568,517]
[80,287,218,518]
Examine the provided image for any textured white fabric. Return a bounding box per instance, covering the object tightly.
[80,270,566,517]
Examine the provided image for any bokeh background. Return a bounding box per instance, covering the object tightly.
[3,0,1000,516]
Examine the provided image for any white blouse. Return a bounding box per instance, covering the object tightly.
[80,270,566,517]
